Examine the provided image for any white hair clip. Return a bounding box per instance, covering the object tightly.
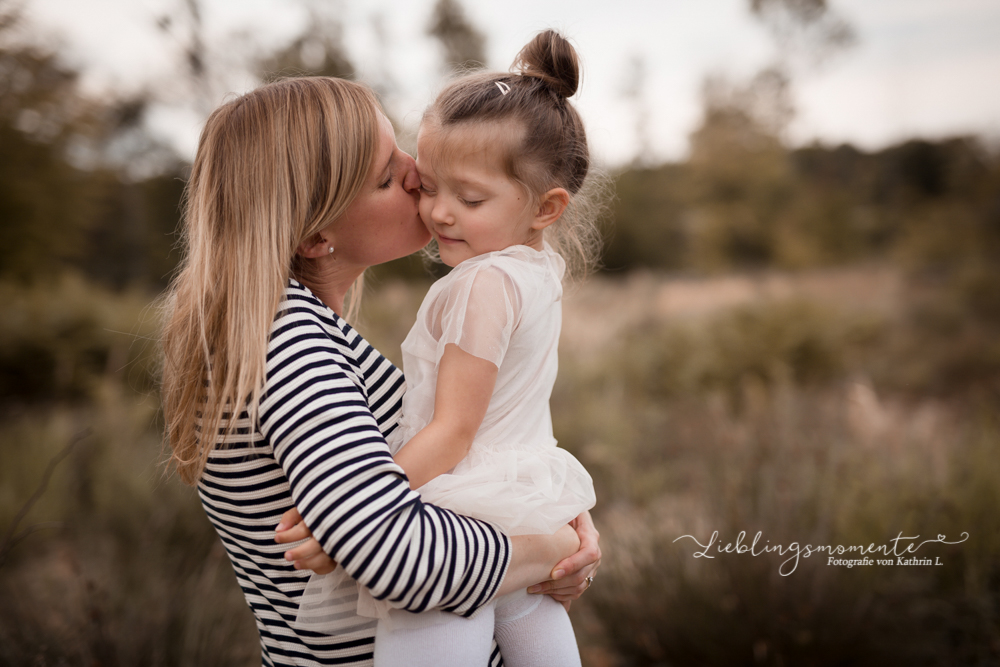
[495,81,511,96]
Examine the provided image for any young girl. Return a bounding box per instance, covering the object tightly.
[296,30,600,666]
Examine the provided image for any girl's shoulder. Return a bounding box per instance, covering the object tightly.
[450,243,565,284]
[424,244,564,316]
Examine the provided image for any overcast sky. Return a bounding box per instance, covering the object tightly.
[24,0,1000,166]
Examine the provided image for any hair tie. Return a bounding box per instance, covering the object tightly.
[495,81,511,96]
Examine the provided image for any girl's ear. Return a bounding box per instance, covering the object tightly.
[531,188,570,231]
[296,230,334,258]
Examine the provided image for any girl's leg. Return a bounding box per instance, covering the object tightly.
[494,591,582,667]
[374,604,495,667]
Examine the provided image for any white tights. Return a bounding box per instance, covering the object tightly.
[373,590,582,667]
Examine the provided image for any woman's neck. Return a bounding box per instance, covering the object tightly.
[298,258,365,316]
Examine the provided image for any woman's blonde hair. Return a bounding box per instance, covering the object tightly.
[161,77,382,485]
[422,30,606,280]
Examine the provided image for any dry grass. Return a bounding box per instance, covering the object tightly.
[0,381,259,666]
[1,266,997,665]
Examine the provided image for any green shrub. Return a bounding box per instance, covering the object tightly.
[0,276,158,403]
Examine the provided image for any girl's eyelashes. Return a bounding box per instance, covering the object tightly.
[419,184,436,195]
[459,197,483,207]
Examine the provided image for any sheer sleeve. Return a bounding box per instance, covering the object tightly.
[434,262,522,368]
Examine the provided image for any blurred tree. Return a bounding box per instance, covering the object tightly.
[601,165,688,272]
[0,0,189,288]
[684,69,795,269]
[749,0,856,70]
[427,0,486,72]
[621,54,654,168]
[154,0,216,116]
[604,130,999,274]
[257,9,354,81]
[603,0,862,272]
[0,1,108,282]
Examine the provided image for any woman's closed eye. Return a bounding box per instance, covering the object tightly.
[378,173,394,190]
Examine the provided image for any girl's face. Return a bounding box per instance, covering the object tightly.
[330,114,430,268]
[415,124,544,268]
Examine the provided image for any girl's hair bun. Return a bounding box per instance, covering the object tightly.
[511,30,580,99]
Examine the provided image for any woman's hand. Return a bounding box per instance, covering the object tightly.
[274,507,337,574]
[528,511,601,609]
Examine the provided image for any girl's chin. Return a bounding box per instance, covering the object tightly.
[437,246,465,268]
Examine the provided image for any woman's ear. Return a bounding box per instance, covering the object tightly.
[532,188,570,231]
[296,230,334,258]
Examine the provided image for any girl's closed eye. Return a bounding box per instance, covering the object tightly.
[459,197,483,207]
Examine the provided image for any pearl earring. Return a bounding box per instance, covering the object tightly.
[328,246,335,254]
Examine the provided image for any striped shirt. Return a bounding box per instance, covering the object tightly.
[198,279,510,666]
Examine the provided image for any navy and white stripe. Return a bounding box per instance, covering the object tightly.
[198,279,510,666]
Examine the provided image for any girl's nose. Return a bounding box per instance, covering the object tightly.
[430,198,452,225]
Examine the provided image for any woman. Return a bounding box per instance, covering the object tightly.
[160,76,600,666]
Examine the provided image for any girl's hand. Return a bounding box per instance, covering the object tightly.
[274,507,337,574]
[527,511,601,609]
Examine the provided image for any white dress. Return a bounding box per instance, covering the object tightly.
[389,243,595,535]
[296,243,595,632]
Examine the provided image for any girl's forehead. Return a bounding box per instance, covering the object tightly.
[418,120,520,168]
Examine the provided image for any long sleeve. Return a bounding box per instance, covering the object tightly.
[259,294,510,617]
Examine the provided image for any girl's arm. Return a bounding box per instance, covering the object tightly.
[262,305,508,617]
[393,343,497,489]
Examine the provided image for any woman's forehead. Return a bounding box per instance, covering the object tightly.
[373,114,396,175]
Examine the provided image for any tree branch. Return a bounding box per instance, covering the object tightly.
[0,427,91,568]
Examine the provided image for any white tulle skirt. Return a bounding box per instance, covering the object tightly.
[415,435,595,537]
[294,429,595,633]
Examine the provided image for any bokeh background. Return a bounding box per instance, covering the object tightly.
[1,0,999,664]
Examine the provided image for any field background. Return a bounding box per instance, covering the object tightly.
[2,0,999,664]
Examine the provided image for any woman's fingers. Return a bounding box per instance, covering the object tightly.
[529,565,596,599]
[523,516,601,602]
[527,512,601,602]
[274,509,336,574]
[285,538,337,574]
[284,537,324,562]
[293,550,338,575]
[549,511,601,582]
[275,506,302,533]
[528,565,591,593]
[275,520,313,544]
[275,507,310,544]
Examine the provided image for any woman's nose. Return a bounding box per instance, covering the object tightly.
[401,153,421,194]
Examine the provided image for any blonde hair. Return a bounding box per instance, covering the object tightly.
[422,30,606,280]
[161,77,382,485]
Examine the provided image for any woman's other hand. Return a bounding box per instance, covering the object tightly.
[274,507,338,574]
[528,511,601,609]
